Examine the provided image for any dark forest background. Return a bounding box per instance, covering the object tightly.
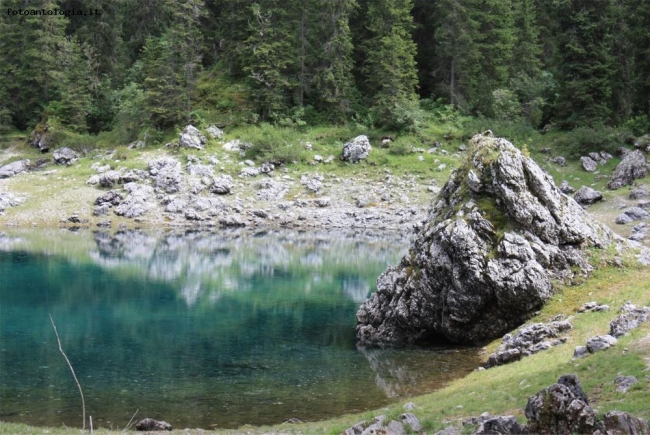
[1,0,649,141]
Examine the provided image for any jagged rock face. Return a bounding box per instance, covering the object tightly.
[356,132,614,345]
[149,157,184,193]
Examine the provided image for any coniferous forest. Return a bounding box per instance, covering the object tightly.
[1,0,650,140]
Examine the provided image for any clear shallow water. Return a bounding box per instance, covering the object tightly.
[0,229,480,430]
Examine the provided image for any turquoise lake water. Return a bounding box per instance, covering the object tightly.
[0,229,480,430]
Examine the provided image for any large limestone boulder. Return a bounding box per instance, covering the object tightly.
[149,157,184,193]
[573,186,603,206]
[179,125,206,150]
[0,159,30,178]
[525,375,599,434]
[356,132,618,345]
[53,147,79,166]
[114,183,154,218]
[341,135,372,163]
[607,150,648,190]
[580,156,597,172]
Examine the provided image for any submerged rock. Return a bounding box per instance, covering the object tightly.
[356,132,617,345]
[135,418,172,431]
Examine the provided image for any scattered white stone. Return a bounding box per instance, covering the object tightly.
[206,125,224,139]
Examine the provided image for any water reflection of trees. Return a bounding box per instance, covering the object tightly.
[90,229,404,307]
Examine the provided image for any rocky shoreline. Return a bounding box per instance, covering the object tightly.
[1,135,439,233]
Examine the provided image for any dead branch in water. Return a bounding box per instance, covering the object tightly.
[49,314,86,430]
[123,409,139,433]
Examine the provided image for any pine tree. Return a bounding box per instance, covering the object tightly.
[241,1,296,120]
[49,37,92,132]
[361,0,419,126]
[511,0,542,78]
[613,0,650,121]
[472,0,515,116]
[311,0,358,120]
[0,0,70,129]
[432,0,481,110]
[141,0,205,128]
[553,0,616,127]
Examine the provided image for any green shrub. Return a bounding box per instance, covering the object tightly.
[238,123,308,164]
[375,99,430,132]
[388,137,416,155]
[621,115,650,136]
[492,89,522,122]
[555,126,626,157]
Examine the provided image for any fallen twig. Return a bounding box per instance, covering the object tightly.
[49,314,86,431]
[123,408,139,433]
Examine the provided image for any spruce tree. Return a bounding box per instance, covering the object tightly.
[553,0,616,127]
[0,0,70,129]
[432,0,481,110]
[361,0,419,127]
[311,0,358,121]
[472,0,515,116]
[141,0,205,129]
[241,1,296,120]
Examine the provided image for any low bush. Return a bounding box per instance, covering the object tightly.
[238,123,308,164]
[555,125,627,157]
[388,137,417,156]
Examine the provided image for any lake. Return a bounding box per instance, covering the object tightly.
[0,229,480,430]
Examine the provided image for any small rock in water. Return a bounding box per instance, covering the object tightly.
[135,418,172,431]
